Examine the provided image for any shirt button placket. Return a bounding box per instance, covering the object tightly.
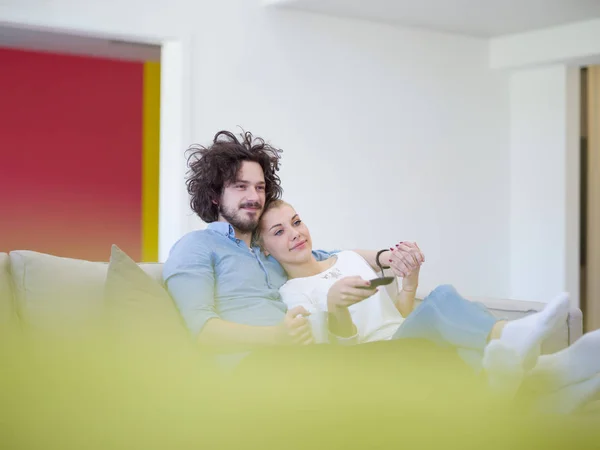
[253,250,272,288]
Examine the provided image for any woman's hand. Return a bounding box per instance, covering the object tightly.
[327,276,373,338]
[389,242,424,292]
[327,276,377,310]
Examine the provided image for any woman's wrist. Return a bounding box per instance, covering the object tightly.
[328,314,356,338]
[376,249,392,271]
[327,299,348,313]
[327,303,355,337]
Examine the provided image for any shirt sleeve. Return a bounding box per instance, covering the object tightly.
[162,235,220,337]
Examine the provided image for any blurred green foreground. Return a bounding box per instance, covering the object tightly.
[1,323,599,450]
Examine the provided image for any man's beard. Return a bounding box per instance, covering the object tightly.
[219,201,262,234]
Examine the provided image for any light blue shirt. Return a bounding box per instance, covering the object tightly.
[163,222,335,337]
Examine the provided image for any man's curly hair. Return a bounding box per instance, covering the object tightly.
[185,130,284,223]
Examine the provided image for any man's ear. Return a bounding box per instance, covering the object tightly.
[212,199,218,205]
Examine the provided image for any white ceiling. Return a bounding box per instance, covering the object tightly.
[270,0,600,37]
[0,25,161,62]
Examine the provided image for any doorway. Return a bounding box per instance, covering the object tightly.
[581,66,600,332]
[0,23,190,262]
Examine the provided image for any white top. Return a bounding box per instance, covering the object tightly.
[279,251,405,344]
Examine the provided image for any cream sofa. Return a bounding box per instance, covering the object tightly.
[0,250,583,353]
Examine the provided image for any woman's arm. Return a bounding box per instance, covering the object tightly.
[326,276,379,342]
[393,243,423,316]
[354,245,423,317]
[327,306,357,338]
[395,282,418,317]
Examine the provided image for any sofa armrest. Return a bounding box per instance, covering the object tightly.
[416,291,583,354]
[568,306,583,345]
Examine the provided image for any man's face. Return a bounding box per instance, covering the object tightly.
[217,161,266,234]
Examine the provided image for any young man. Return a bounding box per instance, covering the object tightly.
[163,130,416,354]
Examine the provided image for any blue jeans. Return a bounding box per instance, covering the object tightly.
[392,285,498,372]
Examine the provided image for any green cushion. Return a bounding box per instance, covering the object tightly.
[103,244,193,354]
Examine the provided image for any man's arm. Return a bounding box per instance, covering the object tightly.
[314,248,395,271]
[197,318,282,349]
[163,236,284,351]
[199,309,314,350]
[352,249,393,273]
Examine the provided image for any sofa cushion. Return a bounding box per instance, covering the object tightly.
[137,262,164,285]
[0,252,16,329]
[10,250,110,336]
[9,249,166,337]
[104,245,192,351]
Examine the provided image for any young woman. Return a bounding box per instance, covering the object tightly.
[255,200,600,408]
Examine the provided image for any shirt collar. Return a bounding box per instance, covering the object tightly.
[207,221,236,239]
[207,221,263,252]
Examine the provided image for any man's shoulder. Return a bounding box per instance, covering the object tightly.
[174,228,217,246]
[311,248,342,261]
[165,229,219,262]
[162,230,220,281]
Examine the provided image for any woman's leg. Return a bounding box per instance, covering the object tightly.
[523,329,600,393]
[482,292,571,385]
[392,286,571,379]
[533,374,600,415]
[392,285,498,352]
[391,285,498,372]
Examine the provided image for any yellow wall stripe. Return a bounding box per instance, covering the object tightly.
[142,61,161,262]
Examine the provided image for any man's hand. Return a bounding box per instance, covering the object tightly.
[277,306,314,345]
[327,276,377,310]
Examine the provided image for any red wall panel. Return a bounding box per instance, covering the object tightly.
[0,47,143,261]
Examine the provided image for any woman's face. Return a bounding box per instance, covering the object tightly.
[259,204,313,265]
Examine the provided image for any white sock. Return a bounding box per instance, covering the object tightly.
[482,341,525,397]
[495,292,570,370]
[482,292,570,395]
[525,329,600,393]
[534,374,600,415]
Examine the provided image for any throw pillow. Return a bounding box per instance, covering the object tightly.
[103,244,194,355]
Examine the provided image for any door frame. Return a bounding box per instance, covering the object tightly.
[0,20,192,262]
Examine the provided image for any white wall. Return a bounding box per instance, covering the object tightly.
[191,5,511,297]
[491,20,600,306]
[508,65,580,304]
[0,0,511,297]
[490,18,600,69]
